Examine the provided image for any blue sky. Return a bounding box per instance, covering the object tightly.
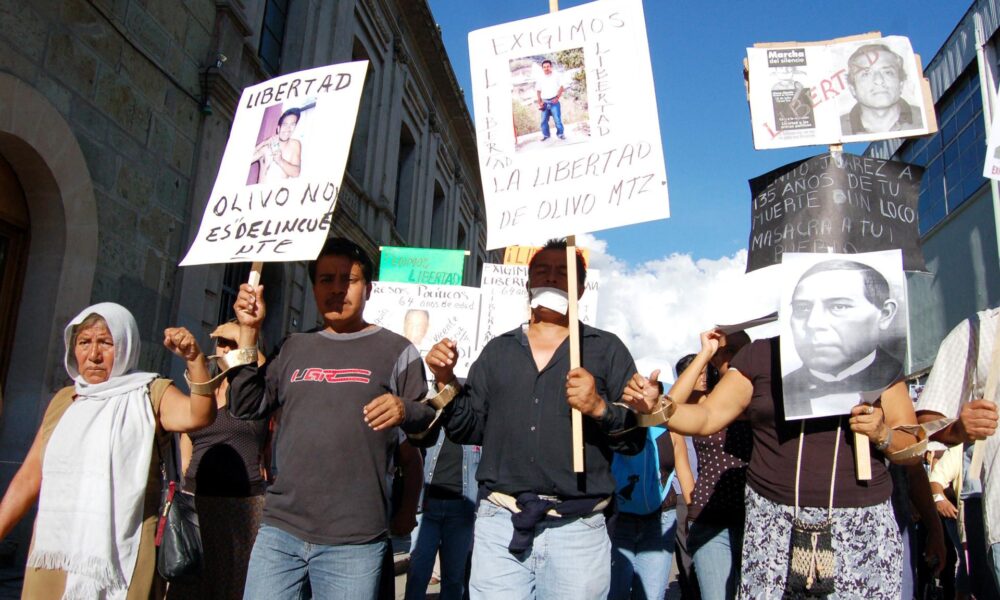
[426,0,971,266]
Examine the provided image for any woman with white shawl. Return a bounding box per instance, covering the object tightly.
[0,302,217,599]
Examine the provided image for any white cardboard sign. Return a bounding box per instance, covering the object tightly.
[747,35,935,150]
[364,282,481,379]
[181,62,368,266]
[778,250,907,420]
[468,0,669,249]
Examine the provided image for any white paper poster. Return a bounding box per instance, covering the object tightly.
[364,282,481,378]
[778,250,907,420]
[181,62,368,265]
[747,35,935,150]
[468,0,669,249]
[984,87,1000,180]
[476,263,600,350]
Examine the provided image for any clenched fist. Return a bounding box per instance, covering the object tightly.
[163,327,204,362]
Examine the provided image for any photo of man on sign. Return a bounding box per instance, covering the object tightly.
[839,42,924,136]
[247,102,315,185]
[779,251,906,420]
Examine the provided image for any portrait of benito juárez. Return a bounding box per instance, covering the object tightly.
[779,256,905,420]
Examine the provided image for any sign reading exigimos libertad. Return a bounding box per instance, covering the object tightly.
[468,0,669,250]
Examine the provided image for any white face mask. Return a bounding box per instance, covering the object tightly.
[529,287,569,315]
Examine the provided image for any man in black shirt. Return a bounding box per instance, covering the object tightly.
[425,239,644,599]
[228,238,436,599]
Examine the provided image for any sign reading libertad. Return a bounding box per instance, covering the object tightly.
[746,34,936,150]
[468,0,669,249]
[181,62,368,266]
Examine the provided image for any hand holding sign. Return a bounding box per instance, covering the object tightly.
[960,399,999,441]
[234,283,266,330]
[848,402,887,444]
[566,367,605,420]
[426,338,458,388]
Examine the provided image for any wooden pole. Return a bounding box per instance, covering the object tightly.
[544,0,583,473]
[248,262,263,288]
[566,235,584,472]
[827,143,872,480]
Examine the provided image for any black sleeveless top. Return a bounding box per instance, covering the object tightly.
[184,407,269,497]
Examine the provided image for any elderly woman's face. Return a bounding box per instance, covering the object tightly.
[74,321,115,384]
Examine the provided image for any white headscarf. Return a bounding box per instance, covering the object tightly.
[28,302,158,599]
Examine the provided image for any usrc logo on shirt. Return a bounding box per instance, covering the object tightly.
[289,368,372,384]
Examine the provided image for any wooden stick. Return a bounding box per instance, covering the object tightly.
[830,143,869,480]
[547,0,583,474]
[248,262,263,288]
[566,235,584,472]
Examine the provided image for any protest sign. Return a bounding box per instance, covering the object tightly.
[379,247,467,285]
[747,152,925,273]
[746,34,936,150]
[364,282,481,379]
[503,244,591,266]
[468,0,669,249]
[777,250,907,421]
[180,62,368,265]
[985,97,1000,179]
[476,263,600,350]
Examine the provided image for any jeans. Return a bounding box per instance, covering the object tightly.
[405,497,476,600]
[609,508,678,600]
[243,524,386,599]
[469,498,611,599]
[687,521,742,600]
[540,100,564,138]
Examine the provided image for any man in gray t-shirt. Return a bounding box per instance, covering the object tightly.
[228,238,436,599]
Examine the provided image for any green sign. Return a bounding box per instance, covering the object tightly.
[379,247,466,285]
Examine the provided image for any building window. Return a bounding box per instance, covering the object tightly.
[218,263,251,325]
[259,0,289,73]
[896,63,986,235]
[395,124,417,236]
[430,181,447,247]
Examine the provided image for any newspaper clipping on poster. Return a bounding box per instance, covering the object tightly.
[365,282,481,378]
[778,250,907,420]
[747,152,925,273]
[476,263,600,350]
[468,0,669,249]
[747,35,935,150]
[181,62,368,265]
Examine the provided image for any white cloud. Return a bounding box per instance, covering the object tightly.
[578,233,782,379]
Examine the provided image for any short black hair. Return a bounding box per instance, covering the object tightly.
[541,59,553,67]
[795,259,890,308]
[309,237,373,284]
[675,353,719,390]
[528,238,587,285]
[278,107,302,127]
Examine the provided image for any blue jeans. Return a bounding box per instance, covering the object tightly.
[687,521,742,600]
[540,100,564,138]
[405,497,476,600]
[243,524,386,599]
[609,508,678,600]
[469,498,611,599]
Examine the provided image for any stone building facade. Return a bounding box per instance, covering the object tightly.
[0,0,491,578]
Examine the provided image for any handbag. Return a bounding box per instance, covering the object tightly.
[154,430,203,580]
[786,419,841,596]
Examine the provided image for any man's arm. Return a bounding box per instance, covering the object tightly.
[228,283,279,419]
[905,463,946,574]
[425,339,488,445]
